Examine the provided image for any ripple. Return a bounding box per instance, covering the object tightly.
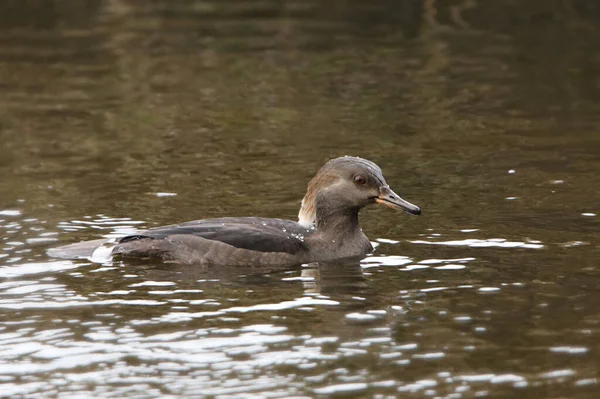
[541,369,576,379]
[434,264,466,270]
[479,287,501,293]
[575,378,598,386]
[457,373,525,384]
[0,299,167,310]
[56,215,146,240]
[2,283,63,295]
[399,264,430,271]
[313,382,368,395]
[375,238,399,244]
[159,296,339,323]
[411,238,544,249]
[25,237,58,244]
[549,346,588,355]
[129,281,177,287]
[153,192,178,197]
[398,379,437,393]
[420,287,448,293]
[413,352,445,360]
[361,255,412,268]
[345,312,379,322]
[419,257,476,264]
[0,210,21,216]
[0,260,87,278]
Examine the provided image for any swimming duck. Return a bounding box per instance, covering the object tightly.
[48,156,421,266]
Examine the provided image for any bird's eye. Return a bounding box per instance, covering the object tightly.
[354,175,366,185]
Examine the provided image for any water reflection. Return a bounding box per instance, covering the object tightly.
[301,259,367,296]
[412,237,545,249]
[2,205,599,397]
[1,245,599,397]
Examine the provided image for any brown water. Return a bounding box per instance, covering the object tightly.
[1,1,600,398]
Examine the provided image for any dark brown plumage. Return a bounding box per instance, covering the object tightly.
[48,156,421,266]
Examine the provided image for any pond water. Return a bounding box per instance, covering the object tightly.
[1,1,600,398]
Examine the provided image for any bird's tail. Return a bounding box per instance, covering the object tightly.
[46,239,109,260]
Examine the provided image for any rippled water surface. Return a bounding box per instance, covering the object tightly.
[1,1,600,398]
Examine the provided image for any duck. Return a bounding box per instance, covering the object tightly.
[48,156,421,266]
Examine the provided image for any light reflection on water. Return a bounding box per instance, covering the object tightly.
[411,238,544,249]
[1,264,595,398]
[57,215,146,238]
[1,214,597,397]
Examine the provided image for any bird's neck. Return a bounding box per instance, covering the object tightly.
[311,201,372,258]
[300,190,372,257]
[315,206,361,239]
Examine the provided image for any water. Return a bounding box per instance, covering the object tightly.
[1,1,600,397]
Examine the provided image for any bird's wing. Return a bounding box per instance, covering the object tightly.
[118,217,313,255]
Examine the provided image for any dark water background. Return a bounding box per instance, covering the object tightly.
[1,1,600,398]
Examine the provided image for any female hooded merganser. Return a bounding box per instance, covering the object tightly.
[48,156,421,266]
